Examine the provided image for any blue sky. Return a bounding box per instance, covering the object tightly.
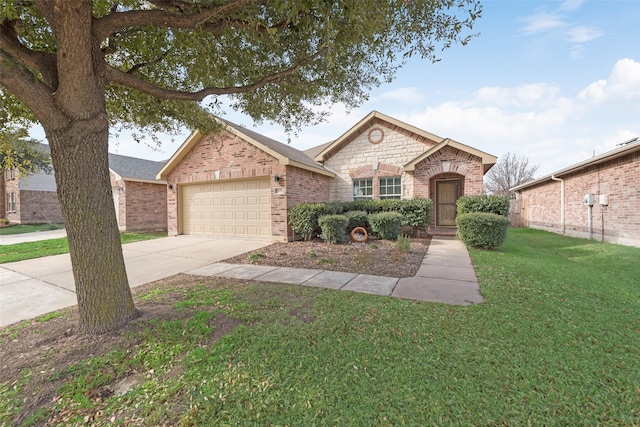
[35,0,640,177]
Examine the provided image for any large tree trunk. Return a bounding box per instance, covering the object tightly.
[37,1,138,333]
[47,120,138,334]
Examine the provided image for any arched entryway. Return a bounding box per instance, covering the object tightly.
[430,173,465,227]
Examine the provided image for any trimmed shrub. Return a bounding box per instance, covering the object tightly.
[318,214,349,244]
[289,197,434,240]
[343,210,368,231]
[456,195,510,217]
[397,197,433,228]
[368,211,403,240]
[288,203,326,241]
[456,212,509,249]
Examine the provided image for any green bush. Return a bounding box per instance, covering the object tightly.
[456,195,510,217]
[343,210,368,231]
[289,198,434,240]
[396,197,433,228]
[318,214,349,244]
[368,211,403,240]
[288,203,326,241]
[456,212,509,249]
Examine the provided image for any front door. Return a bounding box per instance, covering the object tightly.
[436,180,460,227]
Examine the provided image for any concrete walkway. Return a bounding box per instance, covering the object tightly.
[191,237,483,305]
[0,236,482,328]
[0,228,67,245]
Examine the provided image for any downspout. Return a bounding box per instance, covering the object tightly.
[551,175,565,234]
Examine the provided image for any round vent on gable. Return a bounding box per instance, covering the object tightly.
[367,127,385,144]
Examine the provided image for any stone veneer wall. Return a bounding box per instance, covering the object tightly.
[322,121,438,201]
[516,150,640,247]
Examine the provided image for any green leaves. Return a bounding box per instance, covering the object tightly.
[2,0,482,134]
[0,126,51,175]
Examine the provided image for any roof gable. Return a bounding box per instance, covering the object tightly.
[312,111,444,162]
[404,138,497,174]
[158,118,334,179]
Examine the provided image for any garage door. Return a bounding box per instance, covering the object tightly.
[181,179,271,238]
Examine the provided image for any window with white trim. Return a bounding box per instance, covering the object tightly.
[6,192,16,212]
[379,177,401,199]
[353,178,373,200]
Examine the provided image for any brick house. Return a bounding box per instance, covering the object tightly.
[1,146,168,231]
[159,111,496,241]
[510,138,640,247]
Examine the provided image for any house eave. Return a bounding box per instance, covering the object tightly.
[404,139,497,173]
[157,130,202,180]
[510,138,640,192]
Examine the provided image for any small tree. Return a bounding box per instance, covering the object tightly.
[485,152,539,196]
[0,126,51,176]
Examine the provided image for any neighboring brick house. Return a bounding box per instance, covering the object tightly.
[1,146,168,231]
[159,111,496,241]
[510,138,640,247]
[109,153,168,231]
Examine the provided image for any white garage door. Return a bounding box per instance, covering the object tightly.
[181,179,271,238]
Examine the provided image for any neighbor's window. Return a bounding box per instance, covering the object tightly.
[5,168,16,180]
[6,192,16,212]
[353,178,373,200]
[379,177,401,199]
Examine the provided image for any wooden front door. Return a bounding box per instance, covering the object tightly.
[436,180,460,227]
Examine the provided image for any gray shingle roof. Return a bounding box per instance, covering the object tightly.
[221,119,328,173]
[108,153,166,181]
[38,144,164,181]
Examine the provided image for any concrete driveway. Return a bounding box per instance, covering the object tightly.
[0,236,270,328]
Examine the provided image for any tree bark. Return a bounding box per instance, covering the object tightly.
[41,0,137,333]
[47,118,138,333]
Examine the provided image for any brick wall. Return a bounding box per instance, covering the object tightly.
[123,181,167,231]
[516,151,640,247]
[166,131,328,241]
[16,190,64,224]
[322,121,438,200]
[2,172,20,222]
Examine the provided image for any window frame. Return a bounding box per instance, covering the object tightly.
[352,178,373,200]
[6,192,16,212]
[379,176,402,200]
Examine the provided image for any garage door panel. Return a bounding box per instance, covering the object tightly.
[182,179,271,239]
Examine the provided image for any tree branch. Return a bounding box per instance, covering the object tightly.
[95,0,299,40]
[0,49,65,128]
[0,18,58,90]
[104,48,325,101]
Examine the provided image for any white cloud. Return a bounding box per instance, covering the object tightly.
[377,87,425,105]
[559,0,585,12]
[567,26,603,43]
[520,13,565,35]
[474,84,561,108]
[578,58,640,103]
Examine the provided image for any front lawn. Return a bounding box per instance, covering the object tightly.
[0,223,63,235]
[1,229,638,425]
[0,231,167,264]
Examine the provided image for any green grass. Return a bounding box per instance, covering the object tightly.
[0,231,166,264]
[3,229,639,425]
[0,223,63,235]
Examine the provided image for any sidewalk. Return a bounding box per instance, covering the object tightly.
[191,237,483,306]
[0,228,67,245]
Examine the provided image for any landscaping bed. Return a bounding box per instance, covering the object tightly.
[222,237,430,278]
